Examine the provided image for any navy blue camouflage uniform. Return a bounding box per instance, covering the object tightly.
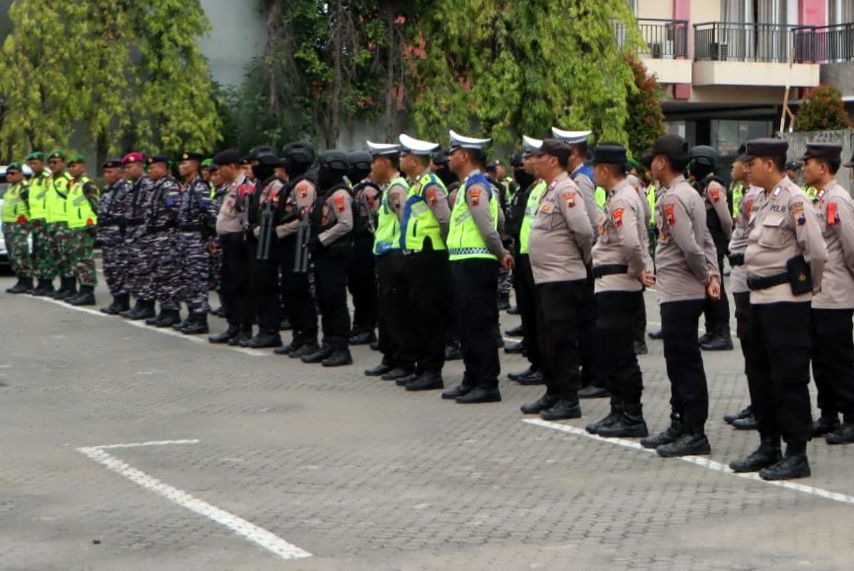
[146,176,182,310]
[126,176,155,302]
[97,178,132,297]
[177,175,217,314]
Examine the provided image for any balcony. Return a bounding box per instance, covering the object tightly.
[692,22,820,87]
[793,23,854,63]
[635,18,692,84]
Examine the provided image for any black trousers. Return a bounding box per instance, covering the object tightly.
[811,308,854,421]
[733,291,751,373]
[348,236,378,335]
[703,245,730,333]
[596,291,644,405]
[535,279,585,400]
[633,291,647,344]
[280,237,318,344]
[376,253,414,369]
[578,275,605,389]
[313,247,351,349]
[746,302,812,444]
[452,259,500,390]
[249,256,280,335]
[661,299,709,433]
[513,254,540,371]
[405,247,449,375]
[220,234,252,330]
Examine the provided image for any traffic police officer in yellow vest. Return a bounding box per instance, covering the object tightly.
[396,134,452,392]
[64,155,99,306]
[730,138,826,481]
[45,150,77,300]
[441,130,513,405]
[2,162,33,293]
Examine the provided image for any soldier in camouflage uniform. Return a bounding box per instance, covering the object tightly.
[206,163,227,317]
[44,150,76,300]
[173,152,217,335]
[97,158,132,314]
[144,154,183,327]
[120,152,157,321]
[64,155,100,306]
[26,151,56,296]
[2,162,33,293]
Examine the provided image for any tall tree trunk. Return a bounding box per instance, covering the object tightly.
[327,0,344,147]
[383,4,396,139]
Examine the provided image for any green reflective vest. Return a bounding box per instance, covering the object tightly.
[373,175,408,255]
[730,181,744,219]
[401,171,447,251]
[519,179,547,255]
[805,185,819,202]
[594,186,607,211]
[67,175,98,229]
[447,171,498,262]
[27,172,51,220]
[646,183,657,225]
[1,181,29,223]
[46,172,72,224]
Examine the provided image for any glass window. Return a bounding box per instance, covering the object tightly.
[711,119,773,156]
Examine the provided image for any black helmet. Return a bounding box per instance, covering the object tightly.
[347,151,372,182]
[689,145,718,168]
[247,145,277,162]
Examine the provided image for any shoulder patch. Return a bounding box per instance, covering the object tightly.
[611,207,624,228]
[709,186,721,203]
[664,203,675,226]
[334,193,346,213]
[828,202,838,225]
[562,190,576,208]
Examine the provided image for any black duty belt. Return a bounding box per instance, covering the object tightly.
[592,264,629,279]
[729,253,745,266]
[747,272,788,291]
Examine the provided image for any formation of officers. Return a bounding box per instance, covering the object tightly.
[4,129,854,482]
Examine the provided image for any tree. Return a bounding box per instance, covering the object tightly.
[794,85,852,132]
[624,54,665,158]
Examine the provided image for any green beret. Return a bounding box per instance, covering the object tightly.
[67,154,86,165]
[6,162,22,173]
[201,158,214,168]
[48,149,66,160]
[26,151,45,161]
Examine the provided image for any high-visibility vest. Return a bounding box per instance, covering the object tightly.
[519,180,547,255]
[447,171,499,262]
[400,171,447,251]
[730,181,744,219]
[1,181,29,223]
[46,172,72,223]
[27,172,52,220]
[373,175,408,255]
[647,183,657,225]
[66,175,98,229]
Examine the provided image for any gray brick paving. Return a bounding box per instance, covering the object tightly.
[0,272,852,570]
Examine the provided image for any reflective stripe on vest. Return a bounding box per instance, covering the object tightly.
[400,171,447,251]
[67,176,98,229]
[27,173,51,220]
[1,182,29,222]
[730,182,744,219]
[46,172,72,223]
[647,183,656,225]
[519,180,547,255]
[373,176,407,255]
[447,172,498,262]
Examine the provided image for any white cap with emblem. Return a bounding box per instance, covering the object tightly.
[449,130,491,150]
[366,141,401,156]
[551,127,592,144]
[399,134,439,156]
[522,135,543,154]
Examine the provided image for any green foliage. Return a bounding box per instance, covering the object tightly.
[794,85,852,132]
[624,54,665,158]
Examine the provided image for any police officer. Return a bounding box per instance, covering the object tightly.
[441,130,513,404]
[144,155,183,327]
[641,134,720,458]
[802,143,854,445]
[64,155,99,306]
[397,133,452,391]
[210,149,255,345]
[729,138,826,480]
[363,141,415,380]
[519,139,593,419]
[120,152,157,320]
[688,146,734,351]
[25,151,55,296]
[506,136,546,385]
[586,143,653,437]
[45,150,76,300]
[243,151,286,348]
[346,151,380,346]
[97,158,132,314]
[173,152,216,334]
[206,162,228,319]
[2,162,33,294]
[301,150,355,367]
[273,141,320,358]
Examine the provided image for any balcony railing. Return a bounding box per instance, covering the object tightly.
[637,18,689,59]
[694,22,803,63]
[793,23,854,63]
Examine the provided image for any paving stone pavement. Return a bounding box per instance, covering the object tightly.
[0,271,852,571]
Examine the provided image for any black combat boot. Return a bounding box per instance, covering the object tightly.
[724,404,752,425]
[656,432,711,457]
[153,309,181,328]
[181,313,210,335]
[405,371,444,391]
[100,296,121,315]
[641,417,684,449]
[586,400,624,435]
[730,434,782,473]
[364,362,394,376]
[172,312,194,331]
[349,330,376,345]
[68,285,96,306]
[812,413,841,436]
[456,386,502,404]
[275,333,306,355]
[209,325,240,344]
[242,331,283,349]
[322,348,353,367]
[31,279,56,297]
[55,277,78,301]
[540,398,582,420]
[301,344,334,364]
[521,393,559,415]
[598,403,649,438]
[228,326,252,346]
[578,384,610,399]
[826,422,854,445]
[700,324,733,351]
[128,300,156,320]
[289,341,320,359]
[759,448,811,481]
[7,276,33,294]
[114,294,131,314]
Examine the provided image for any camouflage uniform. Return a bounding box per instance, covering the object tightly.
[1,179,32,279]
[207,183,228,292]
[176,175,217,314]
[26,171,52,280]
[146,175,182,310]
[97,178,132,296]
[67,176,100,287]
[126,176,155,302]
[47,171,75,280]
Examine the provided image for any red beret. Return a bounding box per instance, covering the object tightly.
[122,152,144,165]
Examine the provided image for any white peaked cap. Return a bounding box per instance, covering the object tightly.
[449,129,491,150]
[366,141,401,156]
[522,135,543,153]
[399,133,439,155]
[551,127,592,144]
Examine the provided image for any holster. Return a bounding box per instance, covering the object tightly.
[786,255,812,295]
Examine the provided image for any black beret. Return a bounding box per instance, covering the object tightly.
[592,143,627,166]
[536,139,570,162]
[318,150,349,171]
[102,158,123,169]
[651,134,689,158]
[179,152,205,162]
[800,143,842,163]
[147,154,170,166]
[213,149,242,166]
[785,161,802,171]
[743,138,788,161]
[347,151,372,173]
[510,152,524,168]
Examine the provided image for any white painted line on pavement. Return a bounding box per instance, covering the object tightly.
[78,440,312,561]
[124,319,205,343]
[524,418,854,507]
[92,439,201,450]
